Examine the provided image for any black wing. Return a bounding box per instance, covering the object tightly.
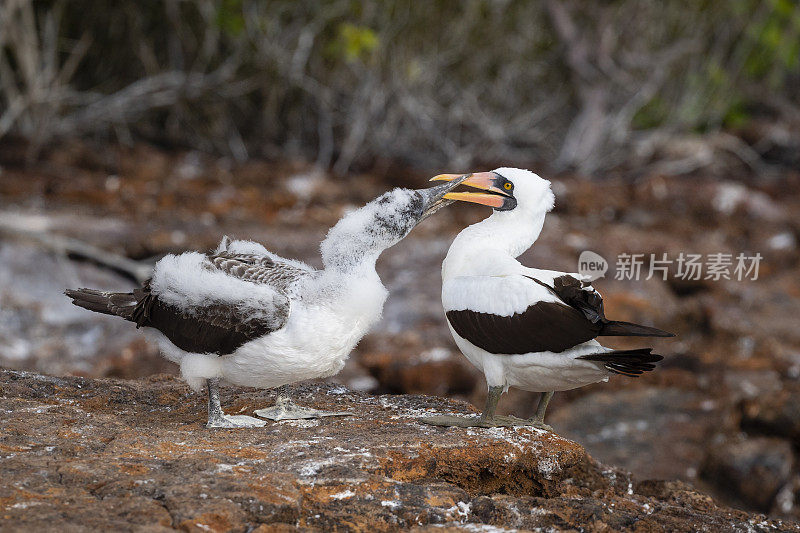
[537,275,674,338]
[66,248,309,355]
[128,282,284,355]
[130,250,306,355]
[446,274,672,355]
[446,299,600,354]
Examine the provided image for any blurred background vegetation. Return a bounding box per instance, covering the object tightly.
[1,0,798,176]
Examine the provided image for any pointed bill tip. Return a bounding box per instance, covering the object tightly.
[429,173,467,183]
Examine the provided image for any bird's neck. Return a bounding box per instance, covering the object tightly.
[316,219,389,321]
[442,209,546,279]
[322,250,382,275]
[319,217,384,275]
[318,239,384,296]
[314,258,388,332]
[319,201,399,274]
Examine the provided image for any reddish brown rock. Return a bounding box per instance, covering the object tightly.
[742,384,800,441]
[360,349,476,396]
[548,387,727,483]
[774,476,800,518]
[702,436,795,512]
[0,370,794,531]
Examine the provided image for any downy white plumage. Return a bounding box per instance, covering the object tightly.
[423,168,673,429]
[66,176,472,428]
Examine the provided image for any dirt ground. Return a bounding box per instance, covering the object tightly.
[2,370,793,531]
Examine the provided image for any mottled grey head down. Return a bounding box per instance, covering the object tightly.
[321,177,469,270]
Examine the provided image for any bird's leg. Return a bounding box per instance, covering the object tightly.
[526,391,554,431]
[254,384,352,421]
[421,385,516,427]
[205,378,266,429]
[273,385,292,410]
[478,386,504,425]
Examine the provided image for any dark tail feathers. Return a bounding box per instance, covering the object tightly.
[600,320,674,338]
[578,348,663,377]
[65,288,137,320]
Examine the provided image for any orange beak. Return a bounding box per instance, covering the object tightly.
[429,172,512,209]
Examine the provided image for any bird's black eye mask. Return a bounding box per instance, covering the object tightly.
[496,175,514,193]
[484,173,517,211]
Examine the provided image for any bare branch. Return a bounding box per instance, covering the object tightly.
[0,214,153,284]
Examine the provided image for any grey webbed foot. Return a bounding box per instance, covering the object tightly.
[420,414,551,429]
[420,386,553,431]
[521,417,553,431]
[420,414,506,427]
[205,378,267,429]
[207,414,267,429]
[254,403,352,421]
[254,386,352,421]
[421,414,482,427]
[422,385,506,427]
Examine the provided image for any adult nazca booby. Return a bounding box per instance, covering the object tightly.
[422,168,674,429]
[66,175,472,428]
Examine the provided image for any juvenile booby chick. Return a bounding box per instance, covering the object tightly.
[422,168,674,429]
[66,176,470,428]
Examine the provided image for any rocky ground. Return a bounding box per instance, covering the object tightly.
[1,139,799,523]
[1,370,795,532]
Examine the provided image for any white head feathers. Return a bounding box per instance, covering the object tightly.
[492,167,555,215]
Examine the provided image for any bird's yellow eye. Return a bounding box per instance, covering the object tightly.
[503,182,513,190]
